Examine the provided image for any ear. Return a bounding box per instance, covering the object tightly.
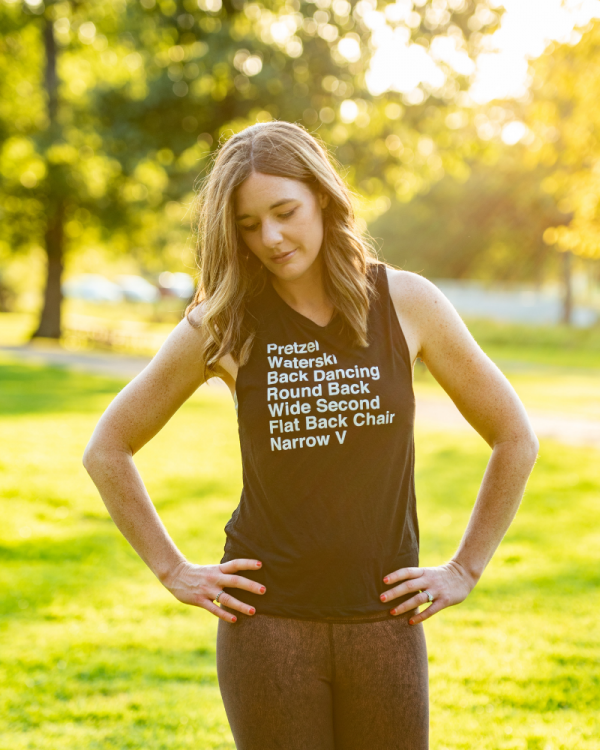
[319,192,330,209]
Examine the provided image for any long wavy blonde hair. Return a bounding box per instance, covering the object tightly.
[186,120,380,374]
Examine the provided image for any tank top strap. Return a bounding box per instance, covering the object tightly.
[369,263,412,370]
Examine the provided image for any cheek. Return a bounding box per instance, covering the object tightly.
[305,223,324,254]
[294,215,322,246]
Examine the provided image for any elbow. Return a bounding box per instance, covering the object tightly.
[82,437,132,476]
[524,419,540,460]
[492,425,539,466]
[529,433,540,468]
[82,439,112,476]
[519,427,539,468]
[530,431,540,458]
[82,441,99,475]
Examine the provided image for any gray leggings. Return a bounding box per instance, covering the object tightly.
[216,606,429,750]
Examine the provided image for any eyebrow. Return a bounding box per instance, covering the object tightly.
[235,199,296,222]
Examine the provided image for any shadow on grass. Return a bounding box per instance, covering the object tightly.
[0,529,148,625]
[0,361,125,416]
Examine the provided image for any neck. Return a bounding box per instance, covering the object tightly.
[270,256,334,327]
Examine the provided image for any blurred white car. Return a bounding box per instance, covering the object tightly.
[115,275,160,303]
[158,271,195,300]
[62,274,123,303]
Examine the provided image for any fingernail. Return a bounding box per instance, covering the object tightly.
[249,608,256,615]
[383,577,390,583]
[409,619,415,625]
[232,616,237,622]
[260,586,266,594]
[390,609,396,615]
[256,562,262,567]
[380,594,386,601]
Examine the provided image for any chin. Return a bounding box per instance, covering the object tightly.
[270,253,320,280]
[270,263,310,281]
[269,268,298,282]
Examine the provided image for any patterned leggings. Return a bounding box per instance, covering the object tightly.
[216,605,429,750]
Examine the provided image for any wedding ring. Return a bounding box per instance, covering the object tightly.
[215,591,225,603]
[423,590,434,602]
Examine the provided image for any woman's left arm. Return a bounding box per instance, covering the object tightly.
[382,271,539,624]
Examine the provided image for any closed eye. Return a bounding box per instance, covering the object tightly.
[241,209,296,232]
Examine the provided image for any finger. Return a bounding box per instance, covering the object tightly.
[203,600,239,623]
[409,600,444,625]
[383,566,423,584]
[214,591,256,617]
[221,573,266,596]
[220,559,262,573]
[390,591,432,616]
[380,578,425,603]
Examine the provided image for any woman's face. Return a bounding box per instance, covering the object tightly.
[234,172,330,282]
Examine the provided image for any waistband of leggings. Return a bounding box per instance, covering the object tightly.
[221,604,418,625]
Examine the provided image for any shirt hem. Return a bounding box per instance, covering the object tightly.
[219,545,420,623]
[221,603,419,624]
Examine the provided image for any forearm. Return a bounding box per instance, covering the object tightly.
[450,436,538,586]
[83,448,186,584]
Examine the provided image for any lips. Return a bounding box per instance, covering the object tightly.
[271,248,297,264]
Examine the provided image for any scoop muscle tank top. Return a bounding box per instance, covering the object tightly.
[220,262,419,621]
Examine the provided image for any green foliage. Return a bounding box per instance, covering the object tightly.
[0,0,502,335]
[519,19,600,260]
[370,157,571,281]
[0,355,599,748]
[367,13,600,288]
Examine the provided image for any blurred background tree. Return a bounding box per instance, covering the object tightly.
[3,0,600,335]
[0,0,499,338]
[515,19,600,323]
[369,156,570,282]
[371,7,600,325]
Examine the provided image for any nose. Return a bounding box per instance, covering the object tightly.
[261,218,283,249]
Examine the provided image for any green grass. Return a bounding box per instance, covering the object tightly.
[413,359,600,420]
[0,356,599,749]
[462,317,600,370]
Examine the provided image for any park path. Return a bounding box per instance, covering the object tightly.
[2,343,600,449]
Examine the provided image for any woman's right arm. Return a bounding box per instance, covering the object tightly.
[82,310,264,623]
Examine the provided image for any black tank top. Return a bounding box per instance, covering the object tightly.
[220,262,419,621]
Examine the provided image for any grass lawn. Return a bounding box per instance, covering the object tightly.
[0,356,599,749]
[413,360,600,421]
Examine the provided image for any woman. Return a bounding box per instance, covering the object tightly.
[83,120,539,749]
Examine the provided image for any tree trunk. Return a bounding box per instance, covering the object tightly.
[561,250,573,326]
[32,200,65,338]
[32,16,63,340]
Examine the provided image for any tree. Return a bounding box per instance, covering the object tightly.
[369,154,570,282]
[513,19,600,322]
[0,0,499,338]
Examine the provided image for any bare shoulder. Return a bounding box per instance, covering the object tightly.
[385,267,447,317]
[384,267,460,362]
[384,267,536,447]
[184,301,238,384]
[185,300,207,329]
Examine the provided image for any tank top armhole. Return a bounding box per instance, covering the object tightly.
[375,264,413,370]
